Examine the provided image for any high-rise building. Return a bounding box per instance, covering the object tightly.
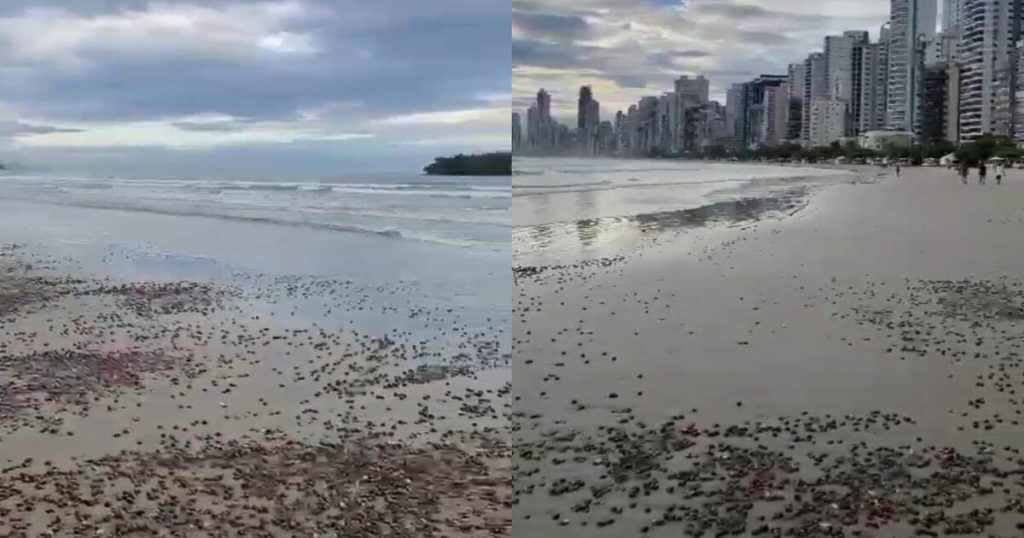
[596,121,614,154]
[887,0,937,132]
[761,83,791,147]
[636,96,659,155]
[674,75,710,104]
[958,0,1023,142]
[526,105,538,150]
[725,83,746,147]
[681,101,728,151]
[613,110,629,155]
[585,99,600,153]
[512,113,522,152]
[808,99,849,146]
[921,64,952,143]
[943,0,962,30]
[946,62,961,143]
[859,36,891,133]
[744,75,788,148]
[826,34,856,102]
[655,93,677,153]
[577,86,593,131]
[670,75,710,153]
[930,28,961,64]
[850,41,867,135]
[537,89,551,123]
[787,63,807,142]
[1014,42,1024,144]
[824,31,869,136]
[577,86,601,154]
[525,89,557,152]
[803,52,829,145]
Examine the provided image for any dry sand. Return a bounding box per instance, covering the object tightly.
[514,165,1024,537]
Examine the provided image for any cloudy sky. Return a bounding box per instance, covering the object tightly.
[0,0,509,177]
[513,0,908,125]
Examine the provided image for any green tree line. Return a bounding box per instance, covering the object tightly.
[423,152,511,176]
[651,134,1024,166]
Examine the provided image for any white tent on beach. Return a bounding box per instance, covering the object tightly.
[939,153,958,166]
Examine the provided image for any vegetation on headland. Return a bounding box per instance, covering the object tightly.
[423,152,511,176]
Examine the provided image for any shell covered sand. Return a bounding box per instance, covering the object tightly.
[0,244,511,537]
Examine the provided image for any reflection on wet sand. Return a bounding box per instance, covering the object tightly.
[515,188,809,255]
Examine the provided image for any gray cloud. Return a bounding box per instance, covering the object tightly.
[513,0,891,117]
[171,121,248,132]
[513,13,591,40]
[0,0,510,174]
[689,2,771,18]
[607,74,652,89]
[0,121,85,136]
[14,123,85,135]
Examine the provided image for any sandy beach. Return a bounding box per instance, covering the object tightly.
[0,175,511,537]
[514,163,1024,537]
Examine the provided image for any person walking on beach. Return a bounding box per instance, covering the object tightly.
[979,162,987,185]
[895,163,901,177]
[959,162,969,185]
[996,162,1006,185]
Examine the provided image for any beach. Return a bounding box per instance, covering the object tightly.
[0,173,511,536]
[514,159,1024,537]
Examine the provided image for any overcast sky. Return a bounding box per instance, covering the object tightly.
[0,0,510,177]
[513,0,909,125]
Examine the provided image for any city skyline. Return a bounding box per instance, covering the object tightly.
[513,0,955,125]
[514,0,1024,158]
[0,0,510,177]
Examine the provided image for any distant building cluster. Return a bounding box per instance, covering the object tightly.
[511,0,1024,157]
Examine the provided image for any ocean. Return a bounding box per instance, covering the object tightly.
[0,172,511,354]
[513,157,862,263]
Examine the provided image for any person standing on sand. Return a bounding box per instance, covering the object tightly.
[996,162,1006,185]
[895,163,901,177]
[979,162,987,185]
[959,162,969,184]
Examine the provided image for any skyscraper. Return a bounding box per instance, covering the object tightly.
[787,63,807,142]
[526,105,539,150]
[808,100,849,147]
[725,83,746,147]
[512,112,522,152]
[537,89,551,124]
[921,64,951,143]
[674,75,710,104]
[528,89,554,152]
[745,75,788,148]
[943,0,961,30]
[585,98,601,153]
[847,34,872,135]
[826,35,852,102]
[577,86,592,131]
[761,83,791,147]
[859,30,891,134]
[1014,40,1024,143]
[887,0,937,133]
[802,52,829,145]
[958,0,1023,142]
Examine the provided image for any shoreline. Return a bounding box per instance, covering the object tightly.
[0,242,512,536]
[514,165,1024,536]
[513,160,883,265]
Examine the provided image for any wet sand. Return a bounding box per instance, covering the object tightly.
[514,166,1024,537]
[0,243,511,536]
